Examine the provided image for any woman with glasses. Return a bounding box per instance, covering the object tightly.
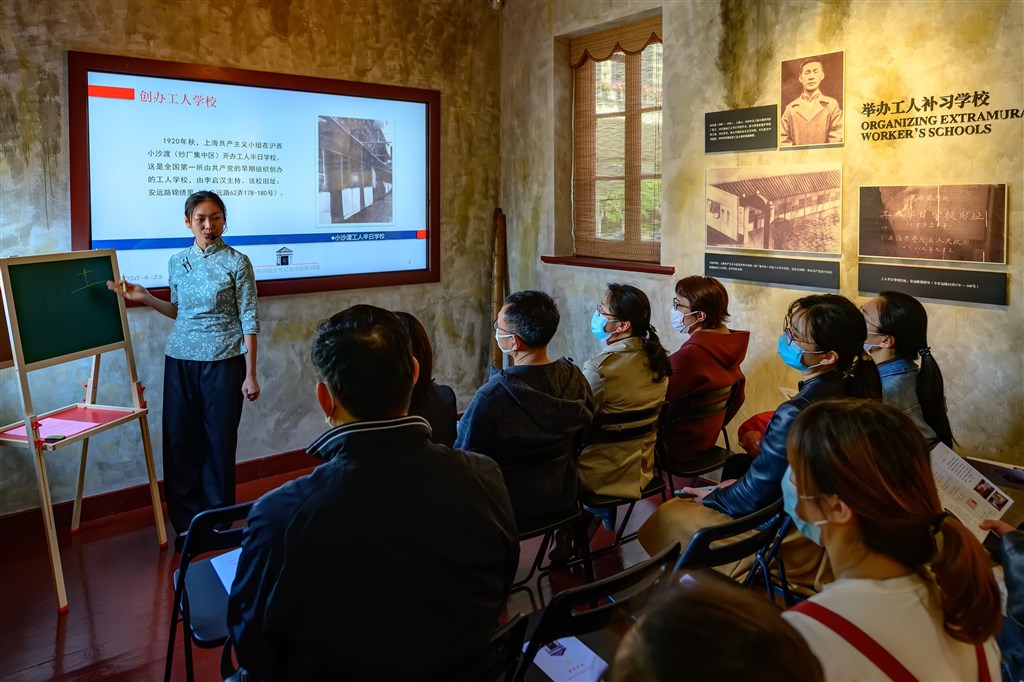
[860,291,954,447]
[639,294,881,588]
[781,399,1000,681]
[573,284,671,532]
[664,276,749,460]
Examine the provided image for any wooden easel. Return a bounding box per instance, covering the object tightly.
[490,208,510,369]
[0,249,166,612]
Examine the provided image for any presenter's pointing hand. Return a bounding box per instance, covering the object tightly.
[106,279,148,303]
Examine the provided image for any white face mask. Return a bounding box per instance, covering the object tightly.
[671,307,703,335]
[494,329,514,354]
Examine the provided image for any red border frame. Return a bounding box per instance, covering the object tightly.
[68,51,441,299]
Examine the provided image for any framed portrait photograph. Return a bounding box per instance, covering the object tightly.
[779,51,845,148]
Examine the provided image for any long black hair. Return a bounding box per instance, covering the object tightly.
[606,283,672,382]
[789,294,881,399]
[876,291,955,447]
[394,311,433,406]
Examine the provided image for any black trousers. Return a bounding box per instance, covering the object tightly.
[163,354,246,535]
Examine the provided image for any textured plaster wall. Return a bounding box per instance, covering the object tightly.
[0,0,500,515]
[501,0,1024,461]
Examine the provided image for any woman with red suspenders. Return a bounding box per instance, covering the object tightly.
[780,399,1001,681]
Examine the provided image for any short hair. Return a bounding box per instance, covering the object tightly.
[184,190,227,222]
[610,574,823,682]
[502,290,559,348]
[799,57,824,72]
[311,305,415,420]
[674,275,730,329]
[394,311,433,405]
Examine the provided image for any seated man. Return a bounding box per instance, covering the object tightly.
[228,305,519,681]
[456,290,594,525]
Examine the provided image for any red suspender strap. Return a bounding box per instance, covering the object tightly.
[791,601,991,682]
[791,601,918,682]
[976,640,991,682]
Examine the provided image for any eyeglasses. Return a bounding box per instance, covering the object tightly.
[782,315,814,348]
[858,306,886,334]
[672,298,689,312]
[492,320,513,335]
[595,305,620,321]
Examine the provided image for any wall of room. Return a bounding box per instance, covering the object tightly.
[500,0,1023,461]
[0,0,501,515]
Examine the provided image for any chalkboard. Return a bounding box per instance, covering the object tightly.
[1,250,126,368]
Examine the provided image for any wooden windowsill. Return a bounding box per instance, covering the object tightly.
[540,255,675,276]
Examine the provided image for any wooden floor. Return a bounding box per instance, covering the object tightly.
[0,468,663,682]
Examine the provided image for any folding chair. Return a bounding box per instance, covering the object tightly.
[743,514,797,606]
[480,613,529,682]
[673,498,786,600]
[512,541,682,682]
[578,402,670,551]
[164,502,253,682]
[658,382,741,491]
[512,505,595,589]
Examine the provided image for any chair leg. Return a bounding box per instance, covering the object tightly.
[575,518,595,584]
[182,593,195,682]
[512,531,552,588]
[164,585,183,682]
[775,553,794,607]
[613,502,638,545]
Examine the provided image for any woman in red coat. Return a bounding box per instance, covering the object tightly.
[664,276,749,460]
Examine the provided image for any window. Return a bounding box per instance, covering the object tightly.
[570,16,662,263]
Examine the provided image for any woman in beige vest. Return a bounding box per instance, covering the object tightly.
[578,284,672,524]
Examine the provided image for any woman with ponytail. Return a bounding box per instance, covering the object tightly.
[578,283,672,502]
[781,399,1000,680]
[861,291,955,447]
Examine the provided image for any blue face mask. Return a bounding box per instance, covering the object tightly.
[777,332,827,372]
[781,466,828,546]
[591,310,613,343]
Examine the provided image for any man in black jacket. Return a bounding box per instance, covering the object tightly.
[456,290,593,525]
[228,305,519,681]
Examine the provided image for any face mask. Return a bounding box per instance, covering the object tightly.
[591,310,613,343]
[494,329,514,355]
[671,308,703,335]
[863,332,886,353]
[781,466,828,546]
[670,307,686,334]
[777,332,827,372]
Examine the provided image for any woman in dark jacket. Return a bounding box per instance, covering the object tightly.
[395,312,458,446]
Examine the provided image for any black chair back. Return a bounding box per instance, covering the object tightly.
[673,383,733,419]
[513,541,682,682]
[673,499,784,572]
[165,502,254,682]
[482,613,529,682]
[585,401,668,444]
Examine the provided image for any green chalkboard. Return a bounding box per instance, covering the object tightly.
[4,252,126,367]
